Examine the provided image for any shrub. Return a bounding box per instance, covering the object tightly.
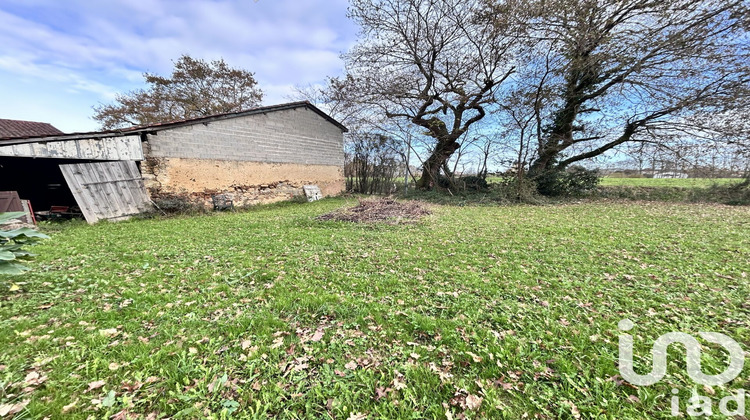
[535,166,600,197]
[459,175,489,191]
[494,174,543,203]
[1,212,49,275]
[690,181,750,205]
[436,175,489,192]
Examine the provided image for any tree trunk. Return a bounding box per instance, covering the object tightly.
[416,139,461,190]
[529,150,558,176]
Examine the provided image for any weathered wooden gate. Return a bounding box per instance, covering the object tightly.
[60,161,152,224]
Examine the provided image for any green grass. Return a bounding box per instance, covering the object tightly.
[1,199,749,419]
[599,177,742,188]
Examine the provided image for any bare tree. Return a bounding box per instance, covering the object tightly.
[344,0,524,189]
[93,55,263,129]
[483,0,750,175]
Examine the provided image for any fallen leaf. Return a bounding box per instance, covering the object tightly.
[24,371,47,386]
[111,409,130,420]
[87,380,106,392]
[345,360,358,370]
[564,400,581,419]
[465,394,483,411]
[101,390,116,407]
[347,412,367,420]
[241,339,253,350]
[270,337,285,349]
[311,329,324,342]
[62,399,78,413]
[99,328,119,338]
[466,352,483,363]
[0,399,30,417]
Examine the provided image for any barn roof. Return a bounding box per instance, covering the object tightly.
[0,119,63,139]
[0,101,348,145]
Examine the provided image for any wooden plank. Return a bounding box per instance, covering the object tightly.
[0,136,144,160]
[60,161,152,224]
[0,191,23,212]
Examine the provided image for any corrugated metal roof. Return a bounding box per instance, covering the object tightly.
[0,119,64,139]
[0,101,348,146]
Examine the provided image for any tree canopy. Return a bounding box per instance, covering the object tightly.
[343,0,525,189]
[93,55,263,129]
[332,0,748,189]
[495,0,750,175]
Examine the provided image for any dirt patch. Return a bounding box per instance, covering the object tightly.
[318,198,430,224]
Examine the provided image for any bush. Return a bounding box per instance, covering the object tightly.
[459,175,489,191]
[436,175,489,192]
[1,212,49,275]
[494,174,543,203]
[690,181,750,205]
[535,166,600,197]
[594,179,750,205]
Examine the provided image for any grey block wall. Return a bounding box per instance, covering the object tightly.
[145,106,345,166]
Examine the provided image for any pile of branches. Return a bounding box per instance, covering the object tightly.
[317,199,430,224]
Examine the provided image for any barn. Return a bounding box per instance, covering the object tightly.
[0,102,347,223]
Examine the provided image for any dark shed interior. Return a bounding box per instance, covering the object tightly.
[0,157,91,211]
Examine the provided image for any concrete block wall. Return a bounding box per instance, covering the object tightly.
[145,106,344,166]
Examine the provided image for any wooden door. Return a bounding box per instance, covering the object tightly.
[60,161,152,224]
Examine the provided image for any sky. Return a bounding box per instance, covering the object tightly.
[0,0,358,133]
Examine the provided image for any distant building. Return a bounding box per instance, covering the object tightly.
[0,118,63,138]
[653,171,688,179]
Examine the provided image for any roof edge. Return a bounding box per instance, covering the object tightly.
[0,101,348,146]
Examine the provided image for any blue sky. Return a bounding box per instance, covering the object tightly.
[0,0,357,132]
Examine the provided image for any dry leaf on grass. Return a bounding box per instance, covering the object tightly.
[62,399,78,413]
[87,380,106,392]
[465,394,483,411]
[99,328,119,338]
[311,329,325,342]
[270,337,285,349]
[0,400,30,417]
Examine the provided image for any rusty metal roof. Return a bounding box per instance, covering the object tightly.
[0,101,348,145]
[0,119,63,139]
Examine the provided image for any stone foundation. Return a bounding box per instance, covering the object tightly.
[142,157,345,208]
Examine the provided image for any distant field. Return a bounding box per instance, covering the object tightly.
[599,177,742,188]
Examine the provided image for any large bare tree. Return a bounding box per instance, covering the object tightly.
[93,55,263,129]
[499,0,750,174]
[344,0,523,189]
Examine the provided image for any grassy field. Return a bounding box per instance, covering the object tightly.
[599,177,742,188]
[1,199,749,419]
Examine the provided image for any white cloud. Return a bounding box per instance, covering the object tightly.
[0,0,357,131]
